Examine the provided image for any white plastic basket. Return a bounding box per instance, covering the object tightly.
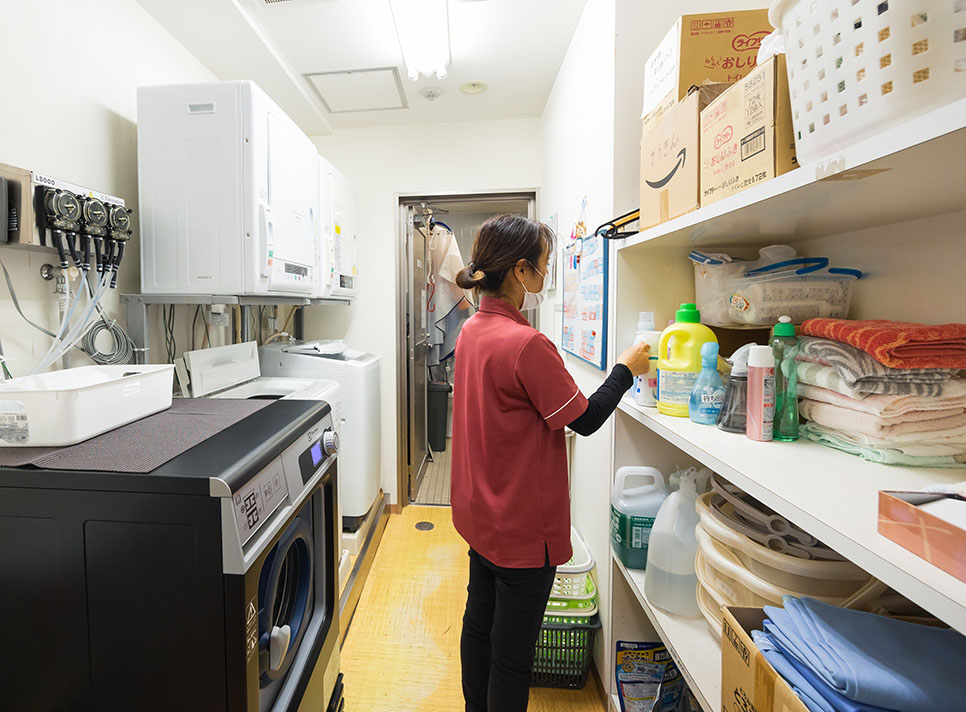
[770,0,966,166]
[552,526,595,599]
[0,365,174,447]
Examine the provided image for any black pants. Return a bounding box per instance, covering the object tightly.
[460,548,557,712]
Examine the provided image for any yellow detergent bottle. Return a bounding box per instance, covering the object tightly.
[657,303,718,417]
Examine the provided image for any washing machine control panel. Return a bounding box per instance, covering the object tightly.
[233,459,289,546]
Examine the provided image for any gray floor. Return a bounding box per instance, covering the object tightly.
[415,439,451,505]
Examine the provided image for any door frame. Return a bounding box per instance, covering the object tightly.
[395,190,539,509]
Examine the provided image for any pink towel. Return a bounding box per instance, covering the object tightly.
[797,380,966,417]
[799,399,966,439]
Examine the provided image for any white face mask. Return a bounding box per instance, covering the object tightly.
[519,261,548,311]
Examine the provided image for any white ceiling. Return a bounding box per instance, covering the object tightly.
[136,0,586,135]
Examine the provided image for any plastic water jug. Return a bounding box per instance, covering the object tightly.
[657,304,718,417]
[610,466,668,570]
[644,469,701,617]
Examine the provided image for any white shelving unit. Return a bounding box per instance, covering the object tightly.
[606,102,966,712]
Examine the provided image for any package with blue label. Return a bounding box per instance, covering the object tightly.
[615,641,686,712]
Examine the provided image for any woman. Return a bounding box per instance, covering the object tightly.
[451,214,651,712]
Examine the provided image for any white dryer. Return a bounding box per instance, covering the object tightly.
[259,340,380,532]
[180,341,351,585]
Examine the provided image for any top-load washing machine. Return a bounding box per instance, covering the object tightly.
[259,340,380,532]
[0,398,344,712]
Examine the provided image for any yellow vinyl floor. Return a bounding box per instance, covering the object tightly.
[340,505,606,712]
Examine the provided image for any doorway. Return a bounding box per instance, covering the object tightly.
[396,192,536,506]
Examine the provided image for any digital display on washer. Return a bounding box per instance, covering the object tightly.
[311,442,323,466]
[233,463,289,545]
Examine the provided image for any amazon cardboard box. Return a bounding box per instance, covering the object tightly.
[643,10,772,118]
[640,83,730,228]
[722,607,810,712]
[700,55,797,207]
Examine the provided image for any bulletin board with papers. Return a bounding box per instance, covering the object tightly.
[561,231,608,370]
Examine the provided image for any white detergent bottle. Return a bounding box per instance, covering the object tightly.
[610,467,668,570]
[643,469,701,617]
[631,312,662,407]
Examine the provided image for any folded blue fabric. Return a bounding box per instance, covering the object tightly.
[763,597,966,712]
[762,624,897,712]
[753,629,836,712]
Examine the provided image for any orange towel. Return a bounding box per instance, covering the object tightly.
[802,319,966,370]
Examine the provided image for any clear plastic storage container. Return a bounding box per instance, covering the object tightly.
[726,258,862,326]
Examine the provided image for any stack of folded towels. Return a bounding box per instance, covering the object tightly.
[795,319,966,468]
[754,596,966,712]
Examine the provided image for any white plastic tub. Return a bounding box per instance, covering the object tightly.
[553,526,595,599]
[696,493,870,596]
[770,0,966,165]
[0,365,174,447]
[696,523,862,608]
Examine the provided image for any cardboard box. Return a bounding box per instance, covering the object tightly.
[640,84,730,228]
[643,10,772,118]
[878,490,966,583]
[700,55,797,207]
[721,607,810,712]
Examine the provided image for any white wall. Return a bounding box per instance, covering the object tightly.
[0,0,216,375]
[309,119,542,501]
[538,0,618,679]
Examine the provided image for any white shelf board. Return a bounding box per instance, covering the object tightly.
[618,397,966,634]
[614,554,721,712]
[619,98,966,252]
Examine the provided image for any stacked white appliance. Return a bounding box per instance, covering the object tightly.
[259,340,380,532]
[137,80,319,296]
[315,156,358,300]
[179,341,352,585]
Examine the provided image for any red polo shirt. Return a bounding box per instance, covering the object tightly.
[451,297,589,568]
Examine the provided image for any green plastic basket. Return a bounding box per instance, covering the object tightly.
[531,614,601,689]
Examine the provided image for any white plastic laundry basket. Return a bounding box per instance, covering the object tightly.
[770,0,966,165]
[552,526,595,599]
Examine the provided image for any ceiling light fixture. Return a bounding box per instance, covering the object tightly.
[388,0,451,82]
[460,81,488,95]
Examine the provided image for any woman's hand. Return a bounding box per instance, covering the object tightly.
[617,342,651,377]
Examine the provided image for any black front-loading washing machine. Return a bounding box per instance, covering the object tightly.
[0,399,345,712]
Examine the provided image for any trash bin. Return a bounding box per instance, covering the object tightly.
[428,381,453,453]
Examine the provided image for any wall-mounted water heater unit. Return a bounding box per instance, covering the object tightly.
[137,80,318,297]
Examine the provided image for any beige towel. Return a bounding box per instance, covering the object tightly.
[799,399,966,439]
[798,381,966,417]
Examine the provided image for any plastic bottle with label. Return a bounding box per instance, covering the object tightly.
[746,345,776,442]
[771,317,801,442]
[688,342,725,425]
[717,343,755,433]
[644,469,701,617]
[656,304,718,417]
[610,466,668,570]
[632,312,662,408]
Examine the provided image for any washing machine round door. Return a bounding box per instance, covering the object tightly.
[257,512,314,685]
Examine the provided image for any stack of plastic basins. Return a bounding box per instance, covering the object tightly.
[694,491,873,641]
[531,526,601,689]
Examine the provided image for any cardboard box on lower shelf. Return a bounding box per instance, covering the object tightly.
[700,55,798,207]
[721,607,809,712]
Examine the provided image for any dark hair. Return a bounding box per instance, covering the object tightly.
[455,214,555,292]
